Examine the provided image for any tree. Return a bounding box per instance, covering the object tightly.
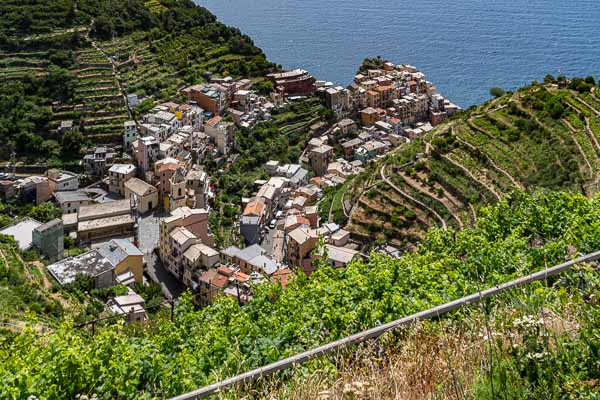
[568,77,593,94]
[490,87,506,98]
[48,50,74,68]
[319,107,335,121]
[42,65,75,102]
[92,15,114,40]
[253,80,274,95]
[61,128,84,157]
[28,203,62,223]
[0,214,13,229]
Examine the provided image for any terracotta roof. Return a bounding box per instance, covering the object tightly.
[212,273,229,288]
[271,268,292,289]
[200,268,229,289]
[217,265,234,277]
[234,271,250,282]
[159,163,178,173]
[376,85,394,92]
[297,216,310,226]
[207,116,222,127]
[243,198,266,217]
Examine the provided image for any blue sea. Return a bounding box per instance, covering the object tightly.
[196,0,600,108]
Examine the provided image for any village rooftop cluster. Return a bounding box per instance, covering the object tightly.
[0,60,458,317]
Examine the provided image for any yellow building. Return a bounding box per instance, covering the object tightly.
[47,239,144,288]
[97,239,145,284]
[124,178,159,214]
[286,226,319,276]
[360,107,379,126]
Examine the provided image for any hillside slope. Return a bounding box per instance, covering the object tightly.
[345,78,600,248]
[1,191,599,398]
[0,0,273,161]
[253,271,599,400]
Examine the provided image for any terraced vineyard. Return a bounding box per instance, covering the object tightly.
[0,0,273,156]
[0,51,50,81]
[98,28,272,101]
[347,82,600,245]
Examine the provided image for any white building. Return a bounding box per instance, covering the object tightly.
[123,121,138,151]
[47,169,79,193]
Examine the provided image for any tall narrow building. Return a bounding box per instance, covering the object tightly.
[169,167,187,212]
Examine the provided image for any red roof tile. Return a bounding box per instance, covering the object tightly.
[207,116,222,127]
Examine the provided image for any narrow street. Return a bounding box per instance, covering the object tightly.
[138,211,185,299]
[144,251,184,300]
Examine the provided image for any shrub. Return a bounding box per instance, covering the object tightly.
[490,87,506,98]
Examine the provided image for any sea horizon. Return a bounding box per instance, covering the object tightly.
[197,0,600,107]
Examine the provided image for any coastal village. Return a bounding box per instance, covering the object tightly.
[4,0,600,397]
[0,61,459,315]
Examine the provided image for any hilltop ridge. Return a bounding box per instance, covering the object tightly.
[0,0,273,162]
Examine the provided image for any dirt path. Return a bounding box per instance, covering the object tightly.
[0,249,8,274]
[90,40,134,121]
[400,172,464,230]
[23,26,89,42]
[584,117,600,155]
[327,192,335,223]
[380,165,447,229]
[442,154,502,202]
[569,91,600,116]
[566,102,600,158]
[561,118,594,178]
[452,127,525,191]
[468,203,478,224]
[341,185,350,218]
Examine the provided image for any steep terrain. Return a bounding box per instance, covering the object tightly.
[1,191,599,398]
[0,0,273,161]
[249,274,599,400]
[346,79,600,248]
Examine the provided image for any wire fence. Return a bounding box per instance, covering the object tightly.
[168,250,600,400]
